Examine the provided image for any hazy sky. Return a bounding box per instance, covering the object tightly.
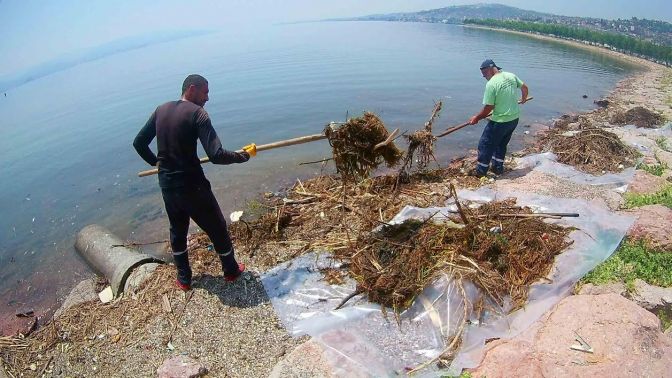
[1,0,671,76]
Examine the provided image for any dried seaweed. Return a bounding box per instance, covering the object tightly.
[324,112,402,180]
[549,127,638,174]
[611,106,664,128]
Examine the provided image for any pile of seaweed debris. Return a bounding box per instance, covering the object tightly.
[324,112,402,179]
[345,196,572,312]
[540,116,639,174]
[611,106,665,128]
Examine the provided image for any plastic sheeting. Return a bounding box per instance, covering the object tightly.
[515,152,635,189]
[260,188,635,377]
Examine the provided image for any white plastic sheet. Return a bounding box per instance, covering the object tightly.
[261,188,635,377]
[515,152,635,189]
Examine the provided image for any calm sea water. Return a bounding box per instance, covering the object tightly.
[0,21,640,330]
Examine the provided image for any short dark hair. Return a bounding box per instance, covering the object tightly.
[182,74,208,94]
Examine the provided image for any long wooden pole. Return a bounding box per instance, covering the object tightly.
[137,133,326,177]
[436,96,534,138]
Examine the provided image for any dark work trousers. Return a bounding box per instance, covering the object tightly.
[161,181,239,284]
[476,118,519,175]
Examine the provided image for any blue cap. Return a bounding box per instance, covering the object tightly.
[480,59,501,70]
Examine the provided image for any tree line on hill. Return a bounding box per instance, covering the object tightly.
[465,19,672,66]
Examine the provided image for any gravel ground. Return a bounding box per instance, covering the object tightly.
[491,170,625,210]
[6,254,305,378]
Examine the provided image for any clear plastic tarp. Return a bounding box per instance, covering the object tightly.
[515,152,635,189]
[260,187,635,376]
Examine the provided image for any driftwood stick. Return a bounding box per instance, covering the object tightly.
[111,239,169,248]
[450,183,469,225]
[298,157,333,166]
[334,289,363,310]
[424,101,443,132]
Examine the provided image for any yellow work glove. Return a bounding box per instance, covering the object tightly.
[242,143,257,157]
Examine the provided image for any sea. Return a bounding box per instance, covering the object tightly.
[0,21,642,332]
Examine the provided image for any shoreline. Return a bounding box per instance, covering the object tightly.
[463,24,665,71]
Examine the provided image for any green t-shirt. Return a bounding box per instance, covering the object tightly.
[482,71,524,123]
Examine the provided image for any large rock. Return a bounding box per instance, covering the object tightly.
[626,204,672,250]
[628,171,668,195]
[630,279,672,314]
[576,282,626,296]
[269,339,336,378]
[54,278,98,318]
[469,294,672,378]
[157,355,207,378]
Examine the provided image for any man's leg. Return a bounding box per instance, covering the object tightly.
[491,119,519,175]
[188,183,242,277]
[476,121,498,176]
[161,189,192,287]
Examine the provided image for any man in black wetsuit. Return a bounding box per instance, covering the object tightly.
[134,74,250,291]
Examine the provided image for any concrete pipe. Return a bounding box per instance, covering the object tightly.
[75,224,162,297]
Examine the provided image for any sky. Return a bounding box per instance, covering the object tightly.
[1,0,671,77]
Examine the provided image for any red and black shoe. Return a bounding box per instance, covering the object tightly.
[175,279,192,292]
[224,263,246,282]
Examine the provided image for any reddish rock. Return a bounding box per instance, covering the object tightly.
[469,294,672,378]
[626,205,672,250]
[1,314,37,337]
[629,279,672,314]
[628,171,667,195]
[269,339,336,378]
[54,278,98,318]
[157,355,207,378]
[576,282,626,296]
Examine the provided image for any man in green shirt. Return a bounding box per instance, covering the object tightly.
[468,59,529,177]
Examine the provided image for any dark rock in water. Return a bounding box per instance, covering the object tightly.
[553,114,580,129]
[582,94,588,98]
[594,99,610,107]
[15,308,34,318]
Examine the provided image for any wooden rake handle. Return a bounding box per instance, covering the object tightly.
[137,133,326,177]
[437,96,534,139]
[374,128,400,150]
[137,127,401,177]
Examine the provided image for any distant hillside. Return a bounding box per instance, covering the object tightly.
[332,3,554,24]
[333,3,672,47]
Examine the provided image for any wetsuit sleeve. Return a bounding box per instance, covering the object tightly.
[133,110,158,166]
[196,109,248,164]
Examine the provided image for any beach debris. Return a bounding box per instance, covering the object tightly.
[570,332,594,353]
[162,294,172,313]
[324,112,402,180]
[320,267,348,285]
[98,286,113,303]
[342,193,573,313]
[229,210,244,222]
[611,106,664,128]
[398,101,442,179]
[542,117,639,174]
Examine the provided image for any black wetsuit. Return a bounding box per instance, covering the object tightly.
[134,100,248,283]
